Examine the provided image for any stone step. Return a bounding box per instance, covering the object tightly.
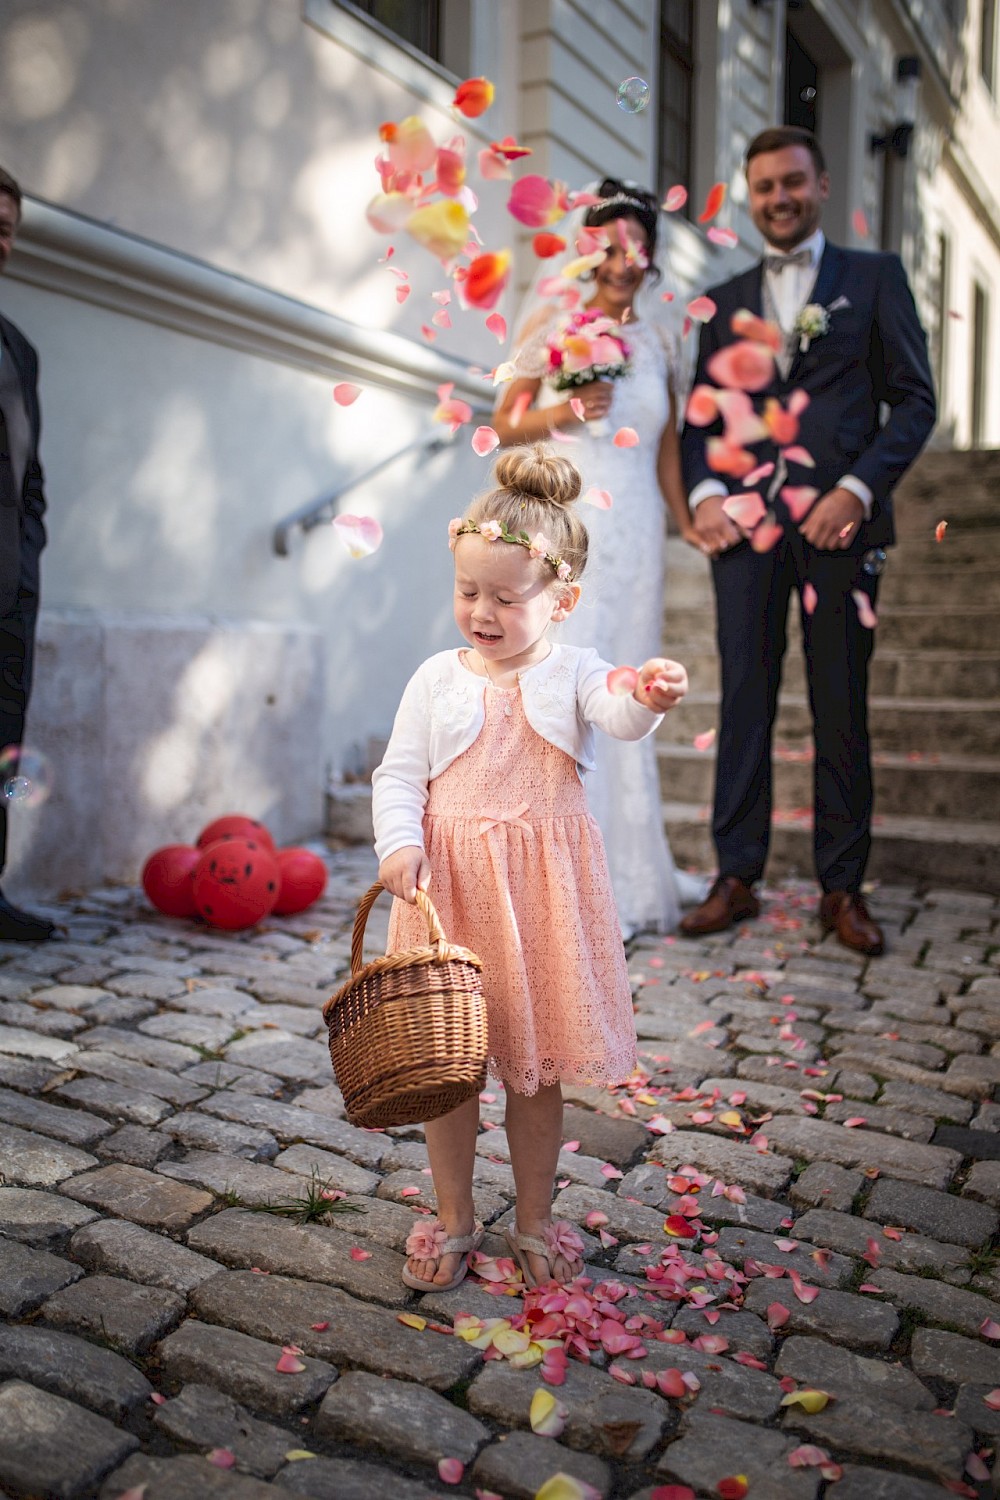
[658,743,1000,821]
[664,603,1000,652]
[675,648,1000,700]
[666,561,1000,611]
[660,693,1000,755]
[663,799,1000,889]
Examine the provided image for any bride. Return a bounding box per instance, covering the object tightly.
[493,178,706,938]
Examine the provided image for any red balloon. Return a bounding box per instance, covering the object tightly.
[141,845,202,918]
[196,814,276,852]
[192,838,280,930]
[273,847,328,915]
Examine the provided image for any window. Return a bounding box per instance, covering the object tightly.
[658,1,695,202]
[972,281,989,445]
[346,0,441,64]
[983,0,997,92]
[933,232,950,398]
[785,29,819,132]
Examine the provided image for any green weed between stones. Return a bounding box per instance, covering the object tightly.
[249,1169,366,1225]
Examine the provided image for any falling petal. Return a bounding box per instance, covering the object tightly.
[453,76,494,117]
[801,583,817,616]
[510,390,532,424]
[533,232,567,258]
[663,185,688,212]
[685,385,719,425]
[687,296,718,323]
[852,590,878,630]
[782,444,815,467]
[333,514,383,558]
[472,426,501,456]
[708,226,739,248]
[751,519,783,553]
[697,182,727,223]
[432,309,452,328]
[207,1450,236,1470]
[707,340,775,392]
[508,175,563,228]
[438,1456,465,1484]
[406,200,471,261]
[463,250,512,309]
[852,207,870,238]
[613,427,640,447]
[333,383,362,406]
[421,324,437,341]
[731,309,785,351]
[366,191,417,235]
[395,284,411,304]
[607,667,639,696]
[935,520,948,542]
[781,485,819,522]
[722,492,766,531]
[485,312,507,341]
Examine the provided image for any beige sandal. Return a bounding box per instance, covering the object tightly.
[401,1218,484,1292]
[505,1220,585,1288]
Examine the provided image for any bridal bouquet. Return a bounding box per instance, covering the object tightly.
[545,308,632,392]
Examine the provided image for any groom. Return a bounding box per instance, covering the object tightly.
[680,126,936,955]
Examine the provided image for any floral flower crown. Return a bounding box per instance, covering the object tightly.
[448,517,574,581]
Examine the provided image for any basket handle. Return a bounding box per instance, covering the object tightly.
[350,881,448,975]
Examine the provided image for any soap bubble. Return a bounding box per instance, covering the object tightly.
[862,548,887,577]
[0,745,53,807]
[616,77,650,113]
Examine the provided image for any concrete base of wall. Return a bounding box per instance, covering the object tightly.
[6,608,325,897]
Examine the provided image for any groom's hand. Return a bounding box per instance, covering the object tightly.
[691,495,742,557]
[799,486,864,550]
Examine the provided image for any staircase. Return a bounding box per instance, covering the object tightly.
[661,448,1000,891]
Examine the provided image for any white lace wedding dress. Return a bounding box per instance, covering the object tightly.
[528,317,695,937]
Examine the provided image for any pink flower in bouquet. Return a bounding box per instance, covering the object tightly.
[545,309,631,393]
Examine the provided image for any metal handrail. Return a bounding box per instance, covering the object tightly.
[273,426,465,557]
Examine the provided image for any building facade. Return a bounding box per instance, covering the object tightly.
[0,0,996,890]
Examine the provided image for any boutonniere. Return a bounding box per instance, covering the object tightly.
[794,303,830,352]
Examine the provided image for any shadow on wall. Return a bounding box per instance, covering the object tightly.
[6,611,325,896]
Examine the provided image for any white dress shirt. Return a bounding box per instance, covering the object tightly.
[689,227,873,518]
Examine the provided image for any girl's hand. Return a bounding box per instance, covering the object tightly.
[378,846,431,904]
[635,657,688,712]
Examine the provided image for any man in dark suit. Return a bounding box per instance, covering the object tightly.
[680,126,936,955]
[0,167,54,940]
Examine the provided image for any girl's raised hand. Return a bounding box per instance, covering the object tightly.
[378,846,431,904]
[636,657,688,712]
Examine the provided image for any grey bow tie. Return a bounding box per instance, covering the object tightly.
[764,249,812,273]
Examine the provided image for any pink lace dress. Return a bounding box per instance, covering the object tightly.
[386,674,637,1097]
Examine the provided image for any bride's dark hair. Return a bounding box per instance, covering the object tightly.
[584,178,661,283]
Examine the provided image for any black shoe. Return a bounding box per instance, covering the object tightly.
[0,893,55,942]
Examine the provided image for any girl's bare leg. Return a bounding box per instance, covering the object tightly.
[406,1094,480,1285]
[505,1081,581,1282]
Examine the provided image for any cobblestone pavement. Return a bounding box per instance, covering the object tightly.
[1,852,1000,1499]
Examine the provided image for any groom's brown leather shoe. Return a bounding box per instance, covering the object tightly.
[819,891,884,957]
[680,875,760,936]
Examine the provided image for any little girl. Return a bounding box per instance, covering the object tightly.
[373,445,688,1292]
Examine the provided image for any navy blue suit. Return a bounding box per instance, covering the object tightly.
[0,312,47,877]
[682,243,935,891]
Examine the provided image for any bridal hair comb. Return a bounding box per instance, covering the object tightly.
[448,517,573,582]
[592,189,652,213]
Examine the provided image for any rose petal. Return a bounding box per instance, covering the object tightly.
[707,226,739,248]
[984,1389,1000,1411]
[400,1185,422,1198]
[767,1302,791,1329]
[662,186,688,213]
[530,1386,568,1436]
[801,583,817,616]
[687,296,718,323]
[350,1246,372,1261]
[781,1388,830,1412]
[310,1321,330,1331]
[781,485,819,522]
[852,590,878,630]
[333,383,362,406]
[935,519,948,542]
[613,427,640,447]
[275,1350,306,1373]
[485,312,507,342]
[852,207,870,238]
[471,426,501,456]
[981,1318,1000,1340]
[438,1456,465,1484]
[692,728,716,753]
[698,182,727,223]
[453,76,494,117]
[722,491,766,532]
[333,514,383,558]
[397,1312,427,1330]
[207,1449,236,1470]
[582,486,613,509]
[716,1478,749,1500]
[842,1116,867,1128]
[787,1444,833,1468]
[607,667,639,697]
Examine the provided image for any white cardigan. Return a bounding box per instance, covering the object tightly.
[372,644,663,862]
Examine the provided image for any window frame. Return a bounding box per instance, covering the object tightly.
[657,0,696,210]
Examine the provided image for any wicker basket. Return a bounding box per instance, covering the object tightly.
[323,882,488,1129]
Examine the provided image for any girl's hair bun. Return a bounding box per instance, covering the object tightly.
[492,445,582,507]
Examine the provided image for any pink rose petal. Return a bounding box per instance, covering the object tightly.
[613,427,640,447]
[485,312,507,342]
[981,1318,1000,1340]
[662,185,688,212]
[692,728,716,753]
[852,590,878,629]
[582,486,613,509]
[471,425,500,456]
[333,514,383,558]
[438,1457,465,1485]
[686,296,717,323]
[707,226,739,248]
[208,1449,236,1470]
[607,667,639,697]
[722,491,766,532]
[801,582,817,616]
[333,383,362,406]
[781,485,819,522]
[842,1116,867,1128]
[400,1186,422,1198]
[350,1246,372,1261]
[275,1350,306,1373]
